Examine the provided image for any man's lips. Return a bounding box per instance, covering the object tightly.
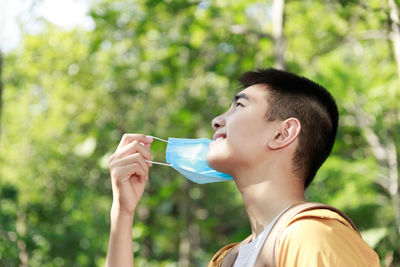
[213,132,227,141]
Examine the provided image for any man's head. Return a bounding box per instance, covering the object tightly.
[207,68,338,189]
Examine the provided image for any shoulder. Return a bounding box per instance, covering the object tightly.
[207,242,239,267]
[277,209,380,267]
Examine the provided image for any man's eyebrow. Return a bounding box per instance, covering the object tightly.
[232,93,251,103]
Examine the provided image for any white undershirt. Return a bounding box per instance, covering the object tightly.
[233,206,291,267]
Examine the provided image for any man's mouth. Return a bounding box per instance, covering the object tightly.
[213,133,227,141]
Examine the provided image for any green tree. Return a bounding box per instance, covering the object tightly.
[1,0,399,266]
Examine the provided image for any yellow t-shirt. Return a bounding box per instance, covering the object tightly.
[208,209,380,267]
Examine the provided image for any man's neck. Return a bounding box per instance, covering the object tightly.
[234,166,306,238]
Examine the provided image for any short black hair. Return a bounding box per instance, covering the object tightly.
[238,68,338,188]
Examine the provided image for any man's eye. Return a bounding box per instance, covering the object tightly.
[236,102,244,107]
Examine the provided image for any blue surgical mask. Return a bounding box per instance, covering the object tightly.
[146,136,233,184]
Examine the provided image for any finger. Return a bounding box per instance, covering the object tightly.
[116,134,153,151]
[131,164,145,181]
[129,164,146,186]
[111,153,149,174]
[128,165,147,189]
[115,140,152,161]
[112,162,146,184]
[143,136,153,149]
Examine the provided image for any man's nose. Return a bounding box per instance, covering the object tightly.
[212,115,226,130]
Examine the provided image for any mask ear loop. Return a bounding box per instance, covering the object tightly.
[144,136,172,166]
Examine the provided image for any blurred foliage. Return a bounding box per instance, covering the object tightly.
[1,0,399,266]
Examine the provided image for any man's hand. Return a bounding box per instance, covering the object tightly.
[106,134,153,267]
[108,134,153,216]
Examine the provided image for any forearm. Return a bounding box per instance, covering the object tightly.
[105,209,135,267]
[106,134,152,267]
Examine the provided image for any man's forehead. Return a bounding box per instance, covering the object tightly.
[235,84,269,100]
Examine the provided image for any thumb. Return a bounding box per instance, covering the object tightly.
[143,136,153,149]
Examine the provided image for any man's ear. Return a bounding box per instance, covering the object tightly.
[268,118,301,150]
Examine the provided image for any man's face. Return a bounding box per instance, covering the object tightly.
[207,84,281,175]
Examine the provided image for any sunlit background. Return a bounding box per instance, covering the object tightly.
[0,0,399,266]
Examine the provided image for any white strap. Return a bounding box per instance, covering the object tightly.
[148,136,169,143]
[145,136,171,166]
[145,159,172,166]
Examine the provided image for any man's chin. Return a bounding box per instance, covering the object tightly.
[206,153,232,174]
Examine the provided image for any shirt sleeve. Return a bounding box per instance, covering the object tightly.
[277,217,380,267]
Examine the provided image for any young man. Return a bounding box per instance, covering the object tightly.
[106,68,380,266]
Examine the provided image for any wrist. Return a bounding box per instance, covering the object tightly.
[111,204,135,219]
[109,208,134,233]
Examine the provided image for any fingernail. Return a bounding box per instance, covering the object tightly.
[146,136,153,142]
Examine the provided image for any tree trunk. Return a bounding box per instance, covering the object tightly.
[387,0,400,237]
[349,103,400,237]
[178,180,191,267]
[17,212,29,267]
[388,0,400,80]
[272,0,286,70]
[0,51,2,135]
[387,140,400,235]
